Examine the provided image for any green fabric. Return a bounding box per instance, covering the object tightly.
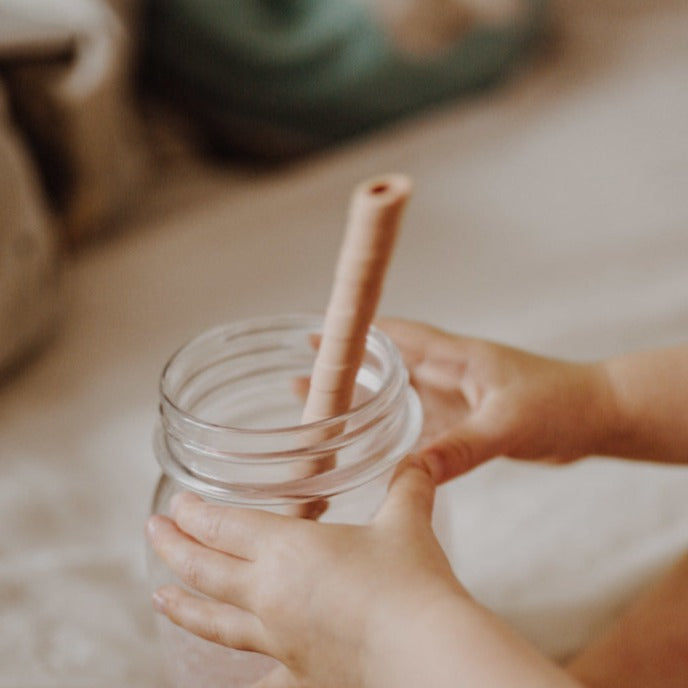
[144,0,546,157]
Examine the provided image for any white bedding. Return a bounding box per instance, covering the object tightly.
[2,0,687,684]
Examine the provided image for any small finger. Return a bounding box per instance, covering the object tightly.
[153,584,269,655]
[146,515,252,610]
[170,493,288,561]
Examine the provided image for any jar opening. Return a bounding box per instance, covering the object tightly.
[155,314,421,503]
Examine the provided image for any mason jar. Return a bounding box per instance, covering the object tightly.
[148,313,422,688]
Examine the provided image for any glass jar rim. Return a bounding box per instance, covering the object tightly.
[159,313,405,455]
[155,313,422,503]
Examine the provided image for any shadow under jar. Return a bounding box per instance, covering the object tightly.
[148,314,422,688]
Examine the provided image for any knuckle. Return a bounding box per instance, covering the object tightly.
[204,612,227,647]
[179,555,204,590]
[203,509,223,546]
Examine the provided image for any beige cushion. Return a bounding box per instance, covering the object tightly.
[0,82,61,375]
[1,0,147,242]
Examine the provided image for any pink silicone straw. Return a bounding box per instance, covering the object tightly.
[296,174,412,517]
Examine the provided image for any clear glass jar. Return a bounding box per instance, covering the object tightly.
[148,314,422,688]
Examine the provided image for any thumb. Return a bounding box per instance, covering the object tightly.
[420,426,497,484]
[375,454,436,528]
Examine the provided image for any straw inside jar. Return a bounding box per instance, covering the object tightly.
[295,174,412,518]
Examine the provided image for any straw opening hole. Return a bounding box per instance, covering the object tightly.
[370,183,389,195]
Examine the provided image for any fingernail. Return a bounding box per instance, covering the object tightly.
[145,515,165,540]
[152,590,167,614]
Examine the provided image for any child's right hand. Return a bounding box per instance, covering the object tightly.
[378,318,616,483]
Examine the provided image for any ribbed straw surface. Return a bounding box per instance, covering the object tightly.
[297,173,412,517]
[302,174,412,422]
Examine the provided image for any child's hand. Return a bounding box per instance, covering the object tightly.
[147,460,579,688]
[378,318,615,483]
[145,461,465,688]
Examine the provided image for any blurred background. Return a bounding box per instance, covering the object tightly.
[1,0,687,685]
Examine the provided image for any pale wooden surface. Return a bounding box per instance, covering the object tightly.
[1,1,688,685]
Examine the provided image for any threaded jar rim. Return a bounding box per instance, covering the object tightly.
[155,313,421,503]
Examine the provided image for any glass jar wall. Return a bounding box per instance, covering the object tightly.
[148,314,422,688]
